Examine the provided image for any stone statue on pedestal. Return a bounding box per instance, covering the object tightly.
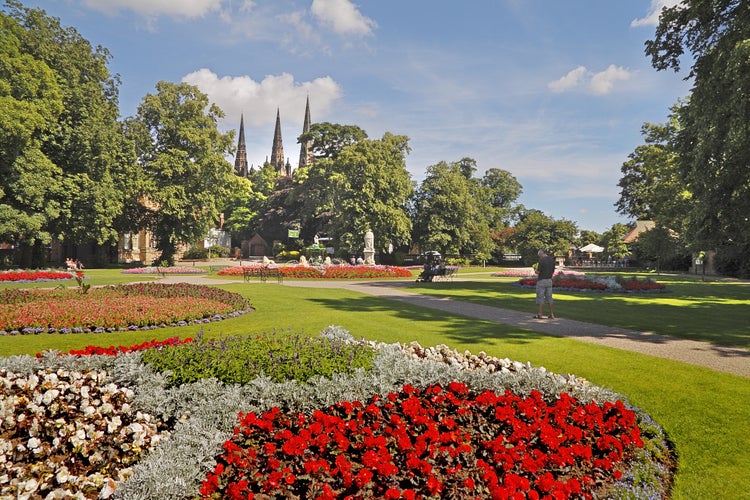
[364,230,375,265]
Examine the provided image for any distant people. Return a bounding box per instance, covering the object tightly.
[356,256,364,265]
[66,258,76,271]
[534,249,555,319]
[350,256,356,265]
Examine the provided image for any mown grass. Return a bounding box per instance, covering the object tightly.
[408,271,750,348]
[1,270,748,498]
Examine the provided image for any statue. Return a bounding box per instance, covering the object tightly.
[299,255,309,267]
[314,234,319,246]
[364,230,375,265]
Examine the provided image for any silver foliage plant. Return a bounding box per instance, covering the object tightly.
[0,326,666,499]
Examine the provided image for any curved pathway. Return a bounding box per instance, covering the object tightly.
[159,274,750,378]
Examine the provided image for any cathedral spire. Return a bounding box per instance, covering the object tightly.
[270,108,288,176]
[298,96,313,169]
[234,113,249,177]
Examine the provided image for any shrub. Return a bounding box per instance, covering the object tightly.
[182,247,208,259]
[140,329,376,386]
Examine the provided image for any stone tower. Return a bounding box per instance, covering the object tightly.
[298,96,314,169]
[270,108,291,177]
[234,113,249,177]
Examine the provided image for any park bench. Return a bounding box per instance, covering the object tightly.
[417,266,459,282]
[243,266,283,284]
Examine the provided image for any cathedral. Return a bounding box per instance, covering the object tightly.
[234,96,314,178]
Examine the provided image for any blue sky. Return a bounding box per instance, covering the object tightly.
[27,0,689,232]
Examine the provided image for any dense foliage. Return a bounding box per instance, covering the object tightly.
[141,329,376,386]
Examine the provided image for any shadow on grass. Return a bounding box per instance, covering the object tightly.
[402,280,750,350]
[303,292,552,348]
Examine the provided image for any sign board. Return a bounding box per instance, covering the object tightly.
[288,229,300,238]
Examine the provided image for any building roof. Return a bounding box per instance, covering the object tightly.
[622,220,655,243]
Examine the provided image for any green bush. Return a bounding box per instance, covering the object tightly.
[208,245,230,258]
[182,247,208,259]
[141,328,376,386]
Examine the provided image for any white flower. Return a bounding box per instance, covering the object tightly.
[99,478,116,499]
[55,466,70,483]
[42,389,60,405]
[107,416,121,433]
[99,402,115,415]
[27,437,42,453]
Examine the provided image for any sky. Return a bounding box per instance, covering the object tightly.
[23,0,691,233]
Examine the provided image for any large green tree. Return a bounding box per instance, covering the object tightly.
[646,0,750,250]
[125,81,235,265]
[510,209,577,266]
[5,1,130,256]
[297,131,413,254]
[0,8,64,266]
[412,159,494,259]
[616,113,690,231]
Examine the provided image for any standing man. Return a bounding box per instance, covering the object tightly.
[535,249,555,319]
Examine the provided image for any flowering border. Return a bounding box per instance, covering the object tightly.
[0,270,83,283]
[515,274,667,293]
[0,283,252,336]
[217,265,413,279]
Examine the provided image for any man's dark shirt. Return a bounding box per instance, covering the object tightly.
[537,255,555,280]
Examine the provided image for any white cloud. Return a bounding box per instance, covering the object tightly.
[631,0,682,28]
[548,66,588,93]
[311,0,376,36]
[589,65,633,95]
[82,0,221,18]
[181,69,342,127]
[548,65,634,95]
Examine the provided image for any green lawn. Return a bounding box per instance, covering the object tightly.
[1,270,748,498]
[409,270,750,348]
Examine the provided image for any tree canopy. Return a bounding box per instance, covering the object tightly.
[646,0,750,250]
[125,81,235,265]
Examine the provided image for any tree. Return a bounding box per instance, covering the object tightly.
[600,223,630,261]
[298,122,367,161]
[125,81,235,265]
[412,160,493,259]
[646,0,750,250]
[5,1,131,257]
[616,114,690,231]
[324,133,414,254]
[479,167,523,227]
[631,225,688,273]
[0,8,65,266]
[510,209,577,266]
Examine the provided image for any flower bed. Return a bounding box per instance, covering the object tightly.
[0,368,170,499]
[517,274,666,293]
[202,384,643,499]
[0,270,82,283]
[217,265,413,279]
[0,329,673,499]
[0,283,251,335]
[122,266,208,275]
[493,268,586,279]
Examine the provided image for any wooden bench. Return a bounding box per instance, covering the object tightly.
[243,266,283,284]
[417,266,459,282]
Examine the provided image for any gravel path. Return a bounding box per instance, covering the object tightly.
[160,274,750,378]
